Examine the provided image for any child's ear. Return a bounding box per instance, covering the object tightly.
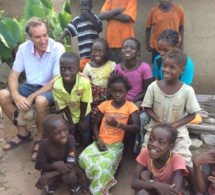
[175,43,180,48]
[169,143,174,151]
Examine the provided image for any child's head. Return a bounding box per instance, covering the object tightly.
[108,74,131,103]
[148,123,177,160]
[159,0,173,9]
[163,49,187,81]
[158,29,179,59]
[79,0,92,15]
[60,52,80,84]
[122,37,141,61]
[91,38,110,64]
[42,114,69,145]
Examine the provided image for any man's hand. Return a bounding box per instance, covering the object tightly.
[12,93,31,111]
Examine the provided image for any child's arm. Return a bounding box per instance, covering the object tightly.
[93,110,108,151]
[171,113,195,128]
[78,101,89,131]
[63,106,75,133]
[82,12,102,32]
[146,27,152,52]
[57,29,69,43]
[106,111,140,133]
[179,25,184,51]
[144,107,163,124]
[100,8,125,21]
[193,150,215,193]
[131,163,178,194]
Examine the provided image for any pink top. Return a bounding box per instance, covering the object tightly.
[136,147,188,184]
[115,62,152,101]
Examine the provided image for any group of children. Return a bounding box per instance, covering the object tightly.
[33,0,215,195]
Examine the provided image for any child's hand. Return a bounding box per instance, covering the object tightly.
[97,142,108,151]
[35,174,50,190]
[82,10,93,20]
[194,149,215,166]
[146,43,152,52]
[155,182,178,195]
[208,176,215,188]
[91,98,105,107]
[105,117,118,127]
[78,118,89,132]
[53,161,73,174]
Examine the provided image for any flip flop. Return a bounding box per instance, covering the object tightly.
[3,131,32,151]
[31,140,42,162]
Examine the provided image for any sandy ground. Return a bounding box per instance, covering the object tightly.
[0,113,211,195]
[0,114,137,195]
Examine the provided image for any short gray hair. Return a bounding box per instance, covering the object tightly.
[25,17,48,38]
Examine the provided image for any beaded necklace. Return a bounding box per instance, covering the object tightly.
[150,151,172,177]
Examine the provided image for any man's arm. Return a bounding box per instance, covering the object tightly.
[8,70,31,111]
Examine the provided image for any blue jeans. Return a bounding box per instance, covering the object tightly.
[17,83,54,105]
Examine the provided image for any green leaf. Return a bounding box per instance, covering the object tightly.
[41,0,53,10]
[0,41,12,59]
[58,11,71,30]
[0,34,9,48]
[13,17,27,44]
[63,2,71,14]
[0,19,20,48]
[31,4,45,19]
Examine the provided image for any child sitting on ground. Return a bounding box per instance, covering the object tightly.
[131,123,188,195]
[35,114,87,194]
[153,29,194,85]
[145,0,185,63]
[83,38,116,123]
[52,52,92,146]
[142,49,201,195]
[58,0,102,71]
[193,149,215,195]
[79,74,140,195]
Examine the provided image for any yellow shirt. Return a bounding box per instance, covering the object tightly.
[52,73,92,123]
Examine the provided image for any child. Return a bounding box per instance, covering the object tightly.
[145,0,185,63]
[131,123,188,195]
[35,114,87,194]
[115,37,152,155]
[193,149,215,194]
[114,37,152,107]
[58,0,102,71]
[153,29,194,85]
[79,74,140,195]
[52,52,92,146]
[83,38,116,123]
[100,0,137,63]
[142,49,201,195]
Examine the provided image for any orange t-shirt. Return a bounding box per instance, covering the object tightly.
[146,4,185,50]
[101,0,137,48]
[98,100,138,144]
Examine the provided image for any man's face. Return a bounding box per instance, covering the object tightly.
[29,23,49,55]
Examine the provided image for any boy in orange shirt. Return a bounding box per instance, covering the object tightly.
[145,0,185,63]
[100,0,137,64]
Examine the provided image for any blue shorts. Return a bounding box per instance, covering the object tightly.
[17,83,54,105]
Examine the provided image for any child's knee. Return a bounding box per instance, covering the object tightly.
[62,170,77,185]
[140,170,152,181]
[136,189,151,195]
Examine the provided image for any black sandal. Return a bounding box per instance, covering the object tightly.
[31,140,42,162]
[3,131,32,151]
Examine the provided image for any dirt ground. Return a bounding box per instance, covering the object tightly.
[0,113,212,195]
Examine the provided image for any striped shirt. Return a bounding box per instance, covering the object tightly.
[65,14,102,59]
